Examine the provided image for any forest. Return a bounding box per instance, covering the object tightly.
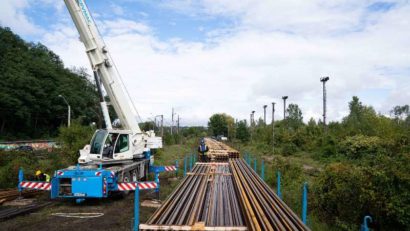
[0,27,101,140]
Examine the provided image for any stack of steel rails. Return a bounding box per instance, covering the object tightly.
[204,138,239,161]
[142,139,309,231]
[0,202,52,220]
[230,158,310,231]
[140,162,246,230]
[0,188,42,204]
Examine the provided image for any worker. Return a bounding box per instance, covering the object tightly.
[35,170,50,182]
[103,133,118,158]
[197,139,209,162]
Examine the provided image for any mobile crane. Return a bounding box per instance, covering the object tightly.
[18,0,175,202]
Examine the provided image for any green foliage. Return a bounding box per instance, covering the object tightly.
[286,103,304,129]
[0,27,101,140]
[208,113,234,138]
[57,120,94,163]
[236,120,250,142]
[313,154,410,230]
[0,150,70,189]
[339,135,387,159]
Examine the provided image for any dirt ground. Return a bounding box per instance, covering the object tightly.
[0,176,181,231]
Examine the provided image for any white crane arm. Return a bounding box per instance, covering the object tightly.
[64,0,141,134]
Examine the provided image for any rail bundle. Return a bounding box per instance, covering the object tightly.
[141,140,309,231]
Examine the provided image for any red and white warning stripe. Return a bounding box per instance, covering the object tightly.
[95,171,115,178]
[117,181,157,191]
[57,171,64,176]
[137,182,157,190]
[164,166,177,171]
[20,181,51,191]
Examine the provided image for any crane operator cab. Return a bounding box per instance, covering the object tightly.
[78,129,145,164]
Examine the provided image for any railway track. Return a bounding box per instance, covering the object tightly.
[0,188,42,204]
[141,139,310,230]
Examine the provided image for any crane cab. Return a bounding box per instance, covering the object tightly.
[78,129,138,164]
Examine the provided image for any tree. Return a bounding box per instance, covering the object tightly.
[286,104,303,129]
[236,120,250,142]
[208,113,234,137]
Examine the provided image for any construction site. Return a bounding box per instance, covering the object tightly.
[1,139,309,231]
[1,0,409,231]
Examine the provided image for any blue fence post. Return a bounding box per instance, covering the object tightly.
[154,170,160,200]
[360,216,372,231]
[18,167,23,192]
[261,160,265,180]
[184,156,187,177]
[302,182,308,224]
[277,171,282,199]
[189,154,193,171]
[254,158,257,172]
[133,187,140,231]
[247,154,250,165]
[175,160,178,178]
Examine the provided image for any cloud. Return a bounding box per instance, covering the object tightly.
[5,0,410,126]
[0,0,44,35]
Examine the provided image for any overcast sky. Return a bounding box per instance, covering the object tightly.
[1,0,409,126]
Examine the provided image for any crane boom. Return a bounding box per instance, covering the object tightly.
[64,0,141,134]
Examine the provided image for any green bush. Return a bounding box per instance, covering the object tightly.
[313,154,410,230]
[339,135,386,159]
[282,142,298,156]
[57,120,94,163]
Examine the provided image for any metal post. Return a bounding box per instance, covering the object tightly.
[272,102,275,153]
[189,154,193,171]
[361,216,372,231]
[171,108,174,135]
[302,182,308,224]
[253,158,257,172]
[175,160,178,178]
[133,187,140,231]
[263,105,267,125]
[277,171,282,199]
[282,96,288,120]
[155,171,160,200]
[320,77,329,133]
[184,156,187,177]
[161,115,164,137]
[18,168,23,193]
[261,160,265,180]
[68,105,71,127]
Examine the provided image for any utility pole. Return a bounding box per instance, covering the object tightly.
[320,76,330,132]
[282,96,288,120]
[177,115,180,134]
[58,95,71,127]
[251,111,255,126]
[161,115,164,137]
[171,108,174,135]
[263,105,267,125]
[272,102,275,153]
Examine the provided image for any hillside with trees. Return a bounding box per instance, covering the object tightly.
[0,27,101,140]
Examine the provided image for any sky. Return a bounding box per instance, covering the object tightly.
[1,0,409,127]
